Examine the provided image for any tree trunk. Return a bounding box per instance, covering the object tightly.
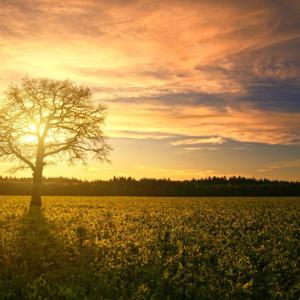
[31,142,45,207]
[31,168,43,207]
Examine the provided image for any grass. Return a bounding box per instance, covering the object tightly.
[0,196,299,299]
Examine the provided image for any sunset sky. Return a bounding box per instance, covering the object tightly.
[0,0,300,180]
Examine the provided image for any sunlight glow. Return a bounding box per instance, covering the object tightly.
[28,124,38,134]
[21,123,45,144]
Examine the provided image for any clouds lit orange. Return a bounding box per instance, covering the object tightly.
[0,0,299,180]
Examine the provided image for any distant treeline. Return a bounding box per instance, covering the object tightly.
[0,176,300,196]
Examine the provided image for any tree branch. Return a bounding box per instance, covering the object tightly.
[8,141,35,171]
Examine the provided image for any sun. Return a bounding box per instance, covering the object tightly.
[29,123,46,136]
[28,123,38,134]
[20,123,40,144]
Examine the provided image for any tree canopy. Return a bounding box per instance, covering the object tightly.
[0,77,111,205]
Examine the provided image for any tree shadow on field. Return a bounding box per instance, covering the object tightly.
[2,206,66,299]
[2,205,136,300]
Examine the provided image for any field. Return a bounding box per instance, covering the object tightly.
[0,196,299,299]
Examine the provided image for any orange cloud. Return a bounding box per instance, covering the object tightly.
[0,0,300,181]
[1,0,299,95]
[171,137,225,146]
[1,6,298,101]
[106,101,300,145]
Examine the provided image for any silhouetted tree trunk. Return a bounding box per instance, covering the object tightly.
[31,143,44,207]
[31,170,42,206]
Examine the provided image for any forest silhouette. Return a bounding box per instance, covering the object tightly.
[0,176,299,196]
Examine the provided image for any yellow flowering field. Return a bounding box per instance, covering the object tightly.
[0,196,299,299]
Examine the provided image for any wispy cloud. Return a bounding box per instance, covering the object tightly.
[108,129,174,140]
[107,101,300,145]
[171,137,225,146]
[258,159,300,172]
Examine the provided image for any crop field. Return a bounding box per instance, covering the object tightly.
[0,196,299,299]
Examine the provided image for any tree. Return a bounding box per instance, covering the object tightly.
[0,78,111,206]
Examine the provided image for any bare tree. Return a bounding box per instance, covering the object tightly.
[0,78,111,206]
